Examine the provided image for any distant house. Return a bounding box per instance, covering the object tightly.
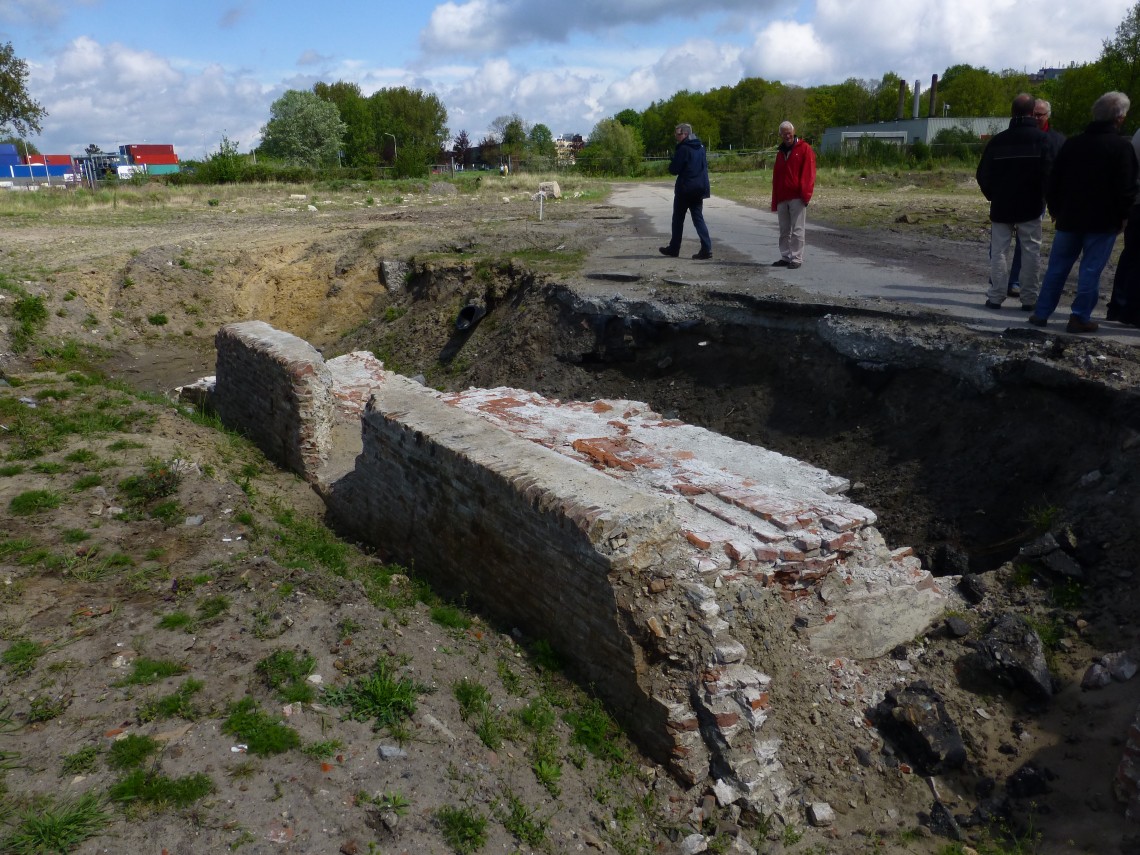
[820,117,1007,153]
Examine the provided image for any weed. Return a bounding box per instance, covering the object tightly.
[196,595,230,621]
[496,659,522,695]
[435,805,487,854]
[2,638,43,676]
[27,694,70,723]
[566,698,624,762]
[256,649,316,703]
[533,755,562,796]
[782,824,804,846]
[109,769,214,810]
[107,734,160,770]
[73,474,103,490]
[157,612,194,631]
[149,500,182,525]
[146,313,168,326]
[10,294,48,352]
[517,697,556,732]
[496,789,548,846]
[0,792,110,853]
[337,618,361,640]
[226,760,258,780]
[116,657,187,686]
[31,461,67,474]
[301,739,344,759]
[64,448,98,464]
[1009,562,1035,588]
[1024,503,1060,533]
[0,464,25,477]
[383,305,407,322]
[9,490,62,515]
[108,439,145,451]
[454,678,492,721]
[475,707,506,750]
[138,678,204,722]
[60,745,100,776]
[530,639,563,671]
[431,603,472,630]
[222,697,300,756]
[1026,616,1064,650]
[1050,578,1084,609]
[324,657,423,731]
[119,458,181,503]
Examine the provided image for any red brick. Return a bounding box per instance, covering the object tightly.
[714,712,740,728]
[685,531,713,549]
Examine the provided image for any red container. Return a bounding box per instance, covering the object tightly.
[127,144,175,157]
[46,154,72,165]
[133,154,180,165]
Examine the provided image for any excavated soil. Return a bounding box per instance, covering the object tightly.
[2,175,1140,854]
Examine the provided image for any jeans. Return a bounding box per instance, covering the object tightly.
[668,191,711,253]
[1034,229,1119,322]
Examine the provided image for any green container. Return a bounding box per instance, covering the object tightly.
[146,163,180,175]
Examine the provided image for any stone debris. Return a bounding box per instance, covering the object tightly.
[806,802,835,826]
[874,681,967,774]
[976,614,1054,702]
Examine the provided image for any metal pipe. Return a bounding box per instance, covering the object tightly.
[897,80,907,120]
[928,74,939,117]
[912,81,921,119]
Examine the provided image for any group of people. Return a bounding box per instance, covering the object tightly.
[977,91,1140,333]
[660,121,816,267]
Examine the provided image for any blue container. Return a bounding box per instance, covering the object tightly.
[0,143,18,155]
[46,164,74,177]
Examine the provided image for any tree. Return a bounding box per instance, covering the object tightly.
[577,119,643,175]
[259,90,346,168]
[451,130,473,167]
[314,81,375,167]
[935,65,1007,117]
[527,123,556,160]
[368,87,449,177]
[0,42,46,137]
[200,134,245,183]
[1102,1,1140,106]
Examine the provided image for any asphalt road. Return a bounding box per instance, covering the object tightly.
[597,183,1140,347]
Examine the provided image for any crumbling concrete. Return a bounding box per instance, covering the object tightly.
[208,321,962,812]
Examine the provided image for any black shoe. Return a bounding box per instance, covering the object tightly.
[1027,314,1047,327]
[692,250,712,260]
[1007,286,1020,298]
[984,300,1003,309]
[1020,304,1033,311]
[786,261,801,269]
[1066,316,1099,333]
[659,246,679,257]
[772,259,790,266]
[1107,304,1122,321]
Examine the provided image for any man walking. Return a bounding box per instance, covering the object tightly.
[1029,91,1138,333]
[975,93,1053,310]
[660,123,712,260]
[771,121,816,269]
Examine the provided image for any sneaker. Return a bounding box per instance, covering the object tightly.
[984,300,1003,309]
[1066,316,1099,333]
[772,259,790,267]
[658,246,679,257]
[1027,314,1047,327]
[786,261,801,269]
[692,250,712,260]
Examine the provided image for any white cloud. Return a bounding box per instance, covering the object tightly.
[741,21,834,85]
[420,0,768,56]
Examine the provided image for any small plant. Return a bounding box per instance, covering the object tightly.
[0,464,25,477]
[73,474,103,491]
[301,739,344,759]
[109,769,214,810]
[530,639,563,671]
[256,649,316,703]
[2,638,44,676]
[116,657,187,686]
[223,697,300,756]
[337,617,361,640]
[9,489,62,515]
[782,824,804,846]
[1024,502,1060,533]
[27,694,70,723]
[496,790,548,847]
[566,698,624,762]
[157,611,194,631]
[0,792,110,853]
[32,461,67,474]
[119,458,181,503]
[196,594,230,621]
[435,805,487,855]
[138,678,204,721]
[60,745,100,776]
[147,313,168,326]
[496,659,522,695]
[454,678,492,721]
[107,734,160,770]
[324,657,424,731]
[431,603,472,630]
[61,528,91,543]
[207,198,220,206]
[149,499,182,525]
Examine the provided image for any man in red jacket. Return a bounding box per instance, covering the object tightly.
[771,121,817,269]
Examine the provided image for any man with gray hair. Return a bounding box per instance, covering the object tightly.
[770,121,816,268]
[1029,91,1138,333]
[660,122,712,259]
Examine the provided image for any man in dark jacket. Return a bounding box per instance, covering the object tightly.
[976,93,1053,310]
[660,123,712,260]
[1029,91,1139,333]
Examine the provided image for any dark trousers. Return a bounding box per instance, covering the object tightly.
[1109,204,1140,324]
[667,192,711,253]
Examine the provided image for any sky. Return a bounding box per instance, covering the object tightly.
[0,0,1133,159]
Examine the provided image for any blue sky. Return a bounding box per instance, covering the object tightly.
[0,0,1132,159]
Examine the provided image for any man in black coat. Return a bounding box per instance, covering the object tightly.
[1029,91,1139,333]
[976,93,1053,310]
[660,123,712,260]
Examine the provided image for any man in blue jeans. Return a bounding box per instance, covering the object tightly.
[1030,91,1138,333]
[660,123,712,260]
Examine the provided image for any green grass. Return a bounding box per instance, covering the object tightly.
[2,638,44,676]
[256,649,316,703]
[138,678,204,722]
[566,698,625,763]
[0,463,26,476]
[107,734,160,770]
[454,678,492,721]
[119,458,181,503]
[60,745,101,776]
[73,473,103,490]
[323,657,423,731]
[496,790,548,847]
[116,657,188,686]
[0,792,110,853]
[435,805,488,855]
[431,603,472,630]
[109,769,214,810]
[272,507,349,572]
[157,611,194,631]
[9,489,63,515]
[301,739,344,760]
[27,695,70,723]
[222,697,301,756]
[196,594,230,621]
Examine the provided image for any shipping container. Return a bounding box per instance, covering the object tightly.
[0,143,18,155]
[145,163,180,175]
[132,155,180,165]
[25,154,73,166]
